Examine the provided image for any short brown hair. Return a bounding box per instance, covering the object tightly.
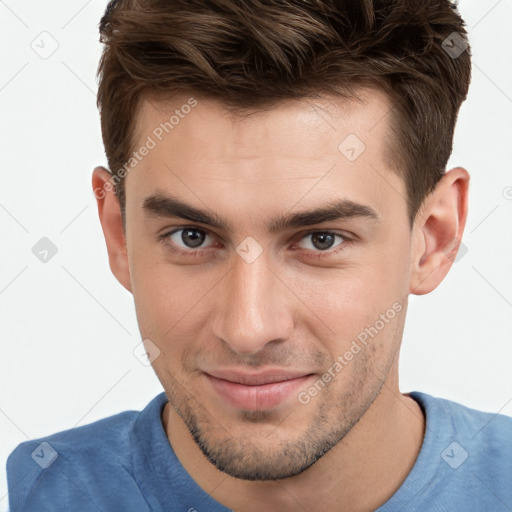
[97,0,471,223]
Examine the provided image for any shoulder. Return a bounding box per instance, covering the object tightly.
[413,391,512,444]
[412,392,512,506]
[437,393,512,471]
[6,404,153,512]
[8,408,138,467]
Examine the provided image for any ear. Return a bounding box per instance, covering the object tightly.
[409,167,469,295]
[92,166,132,293]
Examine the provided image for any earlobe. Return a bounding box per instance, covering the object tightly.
[409,167,469,295]
[92,166,132,293]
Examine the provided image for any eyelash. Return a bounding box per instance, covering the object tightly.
[158,227,352,261]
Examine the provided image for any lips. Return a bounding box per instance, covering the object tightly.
[204,369,315,410]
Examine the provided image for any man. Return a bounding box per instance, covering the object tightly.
[6,0,512,511]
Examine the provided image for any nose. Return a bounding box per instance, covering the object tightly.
[211,247,294,355]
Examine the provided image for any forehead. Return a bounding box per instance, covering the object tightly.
[126,88,406,228]
[135,87,393,160]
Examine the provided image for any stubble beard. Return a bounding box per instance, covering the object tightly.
[164,364,384,481]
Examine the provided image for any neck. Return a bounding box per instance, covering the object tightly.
[162,383,425,512]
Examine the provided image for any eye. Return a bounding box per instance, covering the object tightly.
[166,227,213,250]
[299,231,345,252]
[159,227,350,261]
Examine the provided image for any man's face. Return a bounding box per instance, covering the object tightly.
[124,89,413,480]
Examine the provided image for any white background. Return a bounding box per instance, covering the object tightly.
[1,1,511,509]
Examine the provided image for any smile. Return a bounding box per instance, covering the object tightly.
[204,370,315,410]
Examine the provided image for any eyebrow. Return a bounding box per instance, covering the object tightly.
[142,193,380,233]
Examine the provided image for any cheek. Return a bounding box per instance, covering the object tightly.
[294,264,400,326]
[130,254,218,358]
[289,264,406,369]
[131,244,203,310]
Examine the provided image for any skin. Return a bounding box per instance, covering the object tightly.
[93,88,469,512]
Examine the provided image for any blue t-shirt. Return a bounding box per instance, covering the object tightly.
[6,391,512,511]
